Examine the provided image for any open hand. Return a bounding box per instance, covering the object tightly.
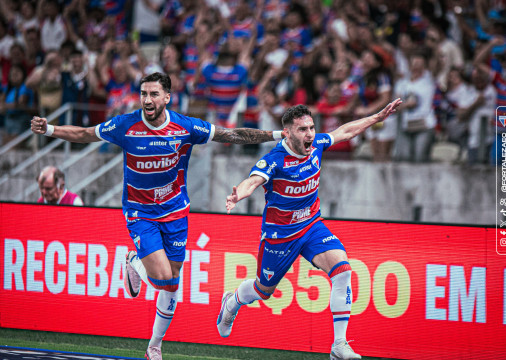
[226,186,239,214]
[377,98,402,121]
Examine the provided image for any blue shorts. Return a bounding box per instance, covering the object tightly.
[126,217,188,262]
[257,221,345,287]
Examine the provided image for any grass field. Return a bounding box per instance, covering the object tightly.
[0,328,395,360]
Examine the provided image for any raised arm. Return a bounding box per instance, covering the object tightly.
[329,98,402,144]
[31,116,101,143]
[213,127,281,144]
[226,175,266,214]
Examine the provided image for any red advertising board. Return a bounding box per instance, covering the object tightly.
[0,203,504,359]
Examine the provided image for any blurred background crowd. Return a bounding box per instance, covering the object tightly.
[0,0,504,164]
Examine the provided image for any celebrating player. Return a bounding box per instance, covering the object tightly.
[31,72,282,360]
[217,98,402,360]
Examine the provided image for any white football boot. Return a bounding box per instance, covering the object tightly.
[330,340,362,360]
[145,345,162,360]
[124,250,141,298]
[217,291,237,337]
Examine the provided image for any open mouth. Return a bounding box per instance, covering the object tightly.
[304,141,312,152]
[144,106,155,116]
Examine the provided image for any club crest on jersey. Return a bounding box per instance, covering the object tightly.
[263,268,274,281]
[169,140,182,152]
[312,156,319,169]
[500,115,506,127]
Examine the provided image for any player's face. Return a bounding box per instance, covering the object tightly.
[140,82,170,125]
[285,115,315,156]
[39,178,63,204]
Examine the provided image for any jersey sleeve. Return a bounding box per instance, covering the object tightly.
[95,115,126,147]
[313,133,334,152]
[189,116,215,144]
[249,153,278,183]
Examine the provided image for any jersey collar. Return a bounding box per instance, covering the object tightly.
[281,139,308,159]
[141,109,170,130]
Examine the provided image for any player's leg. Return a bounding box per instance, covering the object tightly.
[125,219,174,298]
[125,218,185,360]
[301,222,360,360]
[146,221,187,359]
[217,238,300,337]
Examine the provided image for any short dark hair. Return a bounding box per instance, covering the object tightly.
[281,104,312,127]
[140,72,171,93]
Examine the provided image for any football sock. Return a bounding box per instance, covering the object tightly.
[329,261,353,344]
[131,254,149,285]
[149,289,178,348]
[227,279,270,313]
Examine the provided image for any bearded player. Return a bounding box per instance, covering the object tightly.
[217,98,402,360]
[31,72,283,360]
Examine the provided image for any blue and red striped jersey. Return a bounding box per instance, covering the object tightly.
[96,109,214,222]
[249,133,334,241]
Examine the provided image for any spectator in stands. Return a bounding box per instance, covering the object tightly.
[198,36,253,128]
[99,59,140,120]
[425,20,464,91]
[1,0,39,43]
[38,0,68,53]
[356,46,394,162]
[1,42,32,87]
[23,27,44,69]
[0,63,35,143]
[132,0,164,43]
[61,49,92,126]
[25,50,63,116]
[37,166,83,205]
[443,67,473,158]
[393,51,437,163]
[280,5,312,71]
[328,59,359,120]
[0,17,15,59]
[466,66,496,164]
[473,35,506,165]
[394,32,415,81]
[315,80,355,159]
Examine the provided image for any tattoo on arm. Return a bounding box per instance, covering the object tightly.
[213,127,274,144]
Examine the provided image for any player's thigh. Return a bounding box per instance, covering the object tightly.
[300,221,348,274]
[256,239,302,293]
[126,219,164,259]
[126,219,178,279]
[160,218,188,266]
[141,249,175,279]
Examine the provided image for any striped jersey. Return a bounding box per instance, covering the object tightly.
[250,133,334,242]
[96,109,214,222]
[201,62,248,126]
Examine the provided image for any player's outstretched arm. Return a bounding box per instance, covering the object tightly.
[213,127,281,144]
[31,116,101,143]
[330,98,402,144]
[226,175,265,214]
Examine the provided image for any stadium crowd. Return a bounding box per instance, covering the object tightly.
[0,0,504,164]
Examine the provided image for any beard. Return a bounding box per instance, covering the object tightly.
[143,105,165,122]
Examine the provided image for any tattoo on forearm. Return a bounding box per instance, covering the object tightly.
[213,128,274,144]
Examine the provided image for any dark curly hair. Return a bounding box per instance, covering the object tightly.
[140,72,171,93]
[281,104,312,127]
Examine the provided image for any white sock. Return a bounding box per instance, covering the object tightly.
[227,279,264,313]
[329,263,352,344]
[149,290,178,348]
[131,254,149,285]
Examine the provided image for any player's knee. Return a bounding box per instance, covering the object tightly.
[254,281,273,300]
[148,275,180,292]
[328,261,352,279]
